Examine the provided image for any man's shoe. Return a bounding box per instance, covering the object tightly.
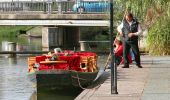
[122,65,129,68]
[137,65,142,68]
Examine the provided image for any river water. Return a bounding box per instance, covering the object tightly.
[0,37,107,100]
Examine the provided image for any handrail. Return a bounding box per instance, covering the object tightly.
[0,1,109,14]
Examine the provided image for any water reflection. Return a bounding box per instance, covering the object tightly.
[0,37,42,52]
[8,57,17,65]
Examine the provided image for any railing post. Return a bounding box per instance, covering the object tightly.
[110,0,118,94]
[57,0,62,14]
[47,0,52,14]
[43,0,47,13]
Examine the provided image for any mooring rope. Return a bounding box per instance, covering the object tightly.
[71,71,102,90]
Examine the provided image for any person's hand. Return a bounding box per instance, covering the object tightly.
[119,32,123,36]
[128,33,135,38]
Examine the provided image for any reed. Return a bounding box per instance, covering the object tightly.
[146,16,170,55]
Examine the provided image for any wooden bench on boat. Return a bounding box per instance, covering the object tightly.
[39,61,67,64]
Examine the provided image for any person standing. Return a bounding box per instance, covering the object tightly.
[117,12,142,68]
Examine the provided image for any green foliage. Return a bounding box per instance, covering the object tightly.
[0,26,33,37]
[80,27,109,40]
[95,34,108,41]
[146,16,170,55]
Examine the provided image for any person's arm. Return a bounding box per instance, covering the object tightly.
[128,23,142,37]
[134,23,142,36]
[117,23,123,36]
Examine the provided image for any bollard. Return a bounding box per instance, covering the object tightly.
[1,41,9,51]
[80,42,87,51]
[8,42,16,57]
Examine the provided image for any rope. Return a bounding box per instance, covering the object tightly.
[71,71,101,90]
[104,53,111,71]
[75,71,89,89]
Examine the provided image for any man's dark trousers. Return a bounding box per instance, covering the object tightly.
[123,40,141,66]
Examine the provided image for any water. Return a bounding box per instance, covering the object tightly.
[0,37,108,100]
[0,56,34,100]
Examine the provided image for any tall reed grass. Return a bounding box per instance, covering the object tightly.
[146,16,170,55]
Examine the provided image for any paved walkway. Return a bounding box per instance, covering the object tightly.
[75,56,170,100]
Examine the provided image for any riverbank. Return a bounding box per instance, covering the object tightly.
[75,55,170,100]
